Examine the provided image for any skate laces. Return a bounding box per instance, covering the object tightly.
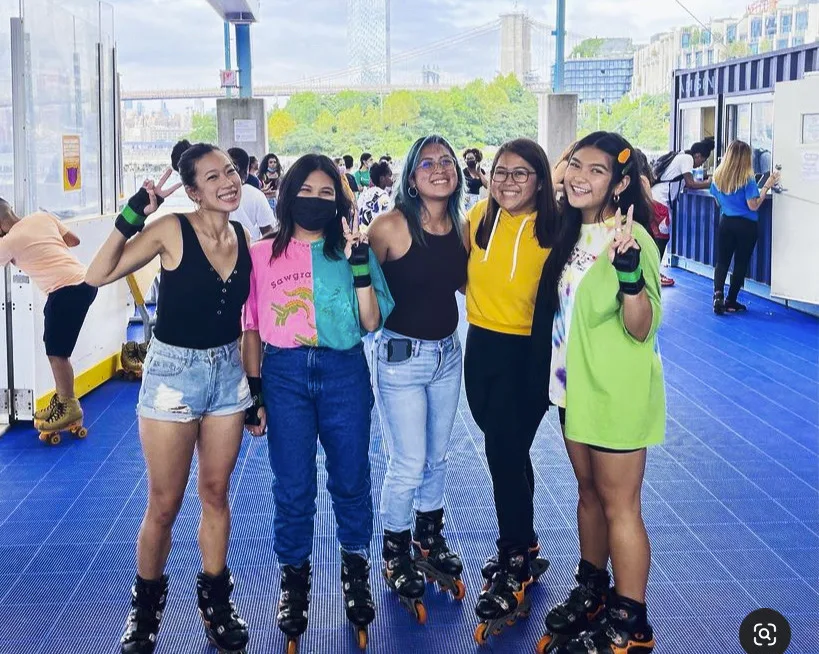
[558,583,601,618]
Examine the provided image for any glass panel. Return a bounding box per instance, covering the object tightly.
[0,0,16,203]
[750,101,774,175]
[680,108,701,151]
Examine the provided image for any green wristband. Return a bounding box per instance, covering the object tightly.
[351,263,370,278]
[120,204,143,226]
[616,265,643,284]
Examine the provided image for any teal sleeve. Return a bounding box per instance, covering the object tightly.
[365,249,394,333]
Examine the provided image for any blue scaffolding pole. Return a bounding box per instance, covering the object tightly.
[553,0,566,92]
[235,22,252,98]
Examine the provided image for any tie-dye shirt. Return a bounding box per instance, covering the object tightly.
[549,219,616,408]
[243,237,394,350]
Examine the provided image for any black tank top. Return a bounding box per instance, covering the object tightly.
[463,169,483,195]
[154,214,251,349]
[382,226,468,340]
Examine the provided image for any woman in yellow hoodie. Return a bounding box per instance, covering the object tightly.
[465,138,559,643]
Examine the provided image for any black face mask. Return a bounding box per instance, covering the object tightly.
[466,159,477,169]
[291,196,337,232]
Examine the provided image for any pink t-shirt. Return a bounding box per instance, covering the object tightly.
[0,212,86,294]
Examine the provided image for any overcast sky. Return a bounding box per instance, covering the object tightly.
[112,0,757,91]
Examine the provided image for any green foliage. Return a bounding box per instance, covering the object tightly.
[570,38,605,59]
[725,41,751,59]
[269,74,538,158]
[185,112,217,143]
[578,94,671,151]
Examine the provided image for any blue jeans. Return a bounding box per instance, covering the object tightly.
[375,328,462,532]
[261,343,374,566]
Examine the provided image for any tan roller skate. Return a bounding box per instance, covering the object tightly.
[37,396,87,446]
[120,341,143,381]
[33,393,60,429]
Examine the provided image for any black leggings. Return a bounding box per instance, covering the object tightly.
[653,236,669,262]
[464,325,548,549]
[714,216,758,302]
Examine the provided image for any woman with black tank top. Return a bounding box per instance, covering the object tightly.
[367,135,469,621]
[87,143,254,654]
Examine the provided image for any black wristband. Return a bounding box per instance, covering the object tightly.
[115,214,142,239]
[353,274,372,289]
[244,376,264,427]
[618,273,645,296]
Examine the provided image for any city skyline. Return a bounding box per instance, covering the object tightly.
[112,0,763,91]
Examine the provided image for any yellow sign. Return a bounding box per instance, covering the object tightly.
[62,135,81,192]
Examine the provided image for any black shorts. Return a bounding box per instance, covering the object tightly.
[43,282,98,357]
[557,407,640,454]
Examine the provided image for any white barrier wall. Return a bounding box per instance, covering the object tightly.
[8,214,131,419]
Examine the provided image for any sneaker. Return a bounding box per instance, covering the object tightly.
[713,291,725,315]
[724,300,747,313]
[660,274,675,287]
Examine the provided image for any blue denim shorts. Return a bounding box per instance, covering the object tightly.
[137,338,253,423]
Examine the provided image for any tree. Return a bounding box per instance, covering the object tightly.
[570,38,605,59]
[268,109,297,150]
[186,113,217,143]
[578,94,671,151]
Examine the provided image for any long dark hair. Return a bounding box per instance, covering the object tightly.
[392,134,464,247]
[540,131,654,311]
[475,138,558,250]
[269,154,351,262]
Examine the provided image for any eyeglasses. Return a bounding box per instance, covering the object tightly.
[416,157,456,172]
[492,168,537,183]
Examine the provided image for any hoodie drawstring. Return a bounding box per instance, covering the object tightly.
[481,208,535,281]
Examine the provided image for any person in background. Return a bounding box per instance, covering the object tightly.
[710,140,780,315]
[634,149,671,259]
[228,147,276,241]
[552,141,578,201]
[0,199,97,434]
[260,153,283,212]
[462,148,488,211]
[344,154,361,195]
[380,154,393,164]
[242,154,393,651]
[357,161,394,229]
[367,134,468,621]
[86,144,253,654]
[354,152,374,190]
[532,131,663,654]
[247,155,262,190]
[650,138,714,287]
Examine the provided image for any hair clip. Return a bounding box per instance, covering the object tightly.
[617,148,631,165]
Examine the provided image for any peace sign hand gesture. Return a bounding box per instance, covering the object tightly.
[143,167,183,217]
[344,211,373,289]
[610,206,645,296]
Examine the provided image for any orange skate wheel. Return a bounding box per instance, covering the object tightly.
[286,638,298,654]
[414,600,427,625]
[48,433,61,446]
[357,628,367,650]
[474,622,489,645]
[75,427,88,439]
[38,432,47,442]
[536,633,554,654]
[452,579,466,601]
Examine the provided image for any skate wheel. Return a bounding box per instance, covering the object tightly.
[48,433,61,446]
[75,427,88,439]
[286,638,298,654]
[413,600,427,625]
[452,579,466,601]
[38,432,47,442]
[536,633,554,654]
[357,628,367,650]
[474,622,489,646]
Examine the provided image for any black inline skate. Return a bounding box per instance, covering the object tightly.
[277,562,311,654]
[382,529,427,624]
[341,551,376,650]
[554,591,655,654]
[412,508,466,600]
[473,545,534,646]
[120,574,168,654]
[536,559,610,653]
[196,567,249,654]
[481,538,550,591]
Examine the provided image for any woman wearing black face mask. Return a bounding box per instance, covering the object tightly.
[241,154,394,651]
[463,148,488,211]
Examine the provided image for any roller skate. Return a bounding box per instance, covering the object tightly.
[412,508,466,600]
[481,538,549,591]
[120,341,143,380]
[119,574,168,654]
[37,396,86,446]
[341,551,375,650]
[33,392,60,428]
[535,560,610,653]
[473,545,534,646]
[553,591,655,654]
[382,530,427,624]
[277,561,311,654]
[196,567,249,654]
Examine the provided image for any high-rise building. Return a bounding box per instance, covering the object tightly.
[347,0,390,85]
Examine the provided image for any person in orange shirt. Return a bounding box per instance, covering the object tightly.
[0,198,97,431]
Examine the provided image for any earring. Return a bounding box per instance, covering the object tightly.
[408,186,418,198]
[613,193,620,204]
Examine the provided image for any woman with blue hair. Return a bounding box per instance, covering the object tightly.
[367,135,469,621]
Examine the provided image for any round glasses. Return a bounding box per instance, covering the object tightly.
[492,168,536,183]
[416,157,456,172]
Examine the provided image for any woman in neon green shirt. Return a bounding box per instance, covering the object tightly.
[531,131,664,654]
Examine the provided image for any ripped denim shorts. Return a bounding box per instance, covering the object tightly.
[137,338,252,423]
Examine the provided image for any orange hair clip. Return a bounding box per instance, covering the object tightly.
[617,148,631,164]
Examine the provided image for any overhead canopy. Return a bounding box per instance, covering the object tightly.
[204,0,260,22]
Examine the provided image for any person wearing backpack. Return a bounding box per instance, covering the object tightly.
[650,139,713,287]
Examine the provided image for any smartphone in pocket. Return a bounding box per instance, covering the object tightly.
[386,338,413,363]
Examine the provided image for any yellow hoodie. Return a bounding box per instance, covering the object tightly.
[466,199,551,336]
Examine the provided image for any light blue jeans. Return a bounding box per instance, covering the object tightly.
[375,328,462,532]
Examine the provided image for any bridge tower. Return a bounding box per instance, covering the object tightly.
[348,0,391,85]
[500,12,532,80]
